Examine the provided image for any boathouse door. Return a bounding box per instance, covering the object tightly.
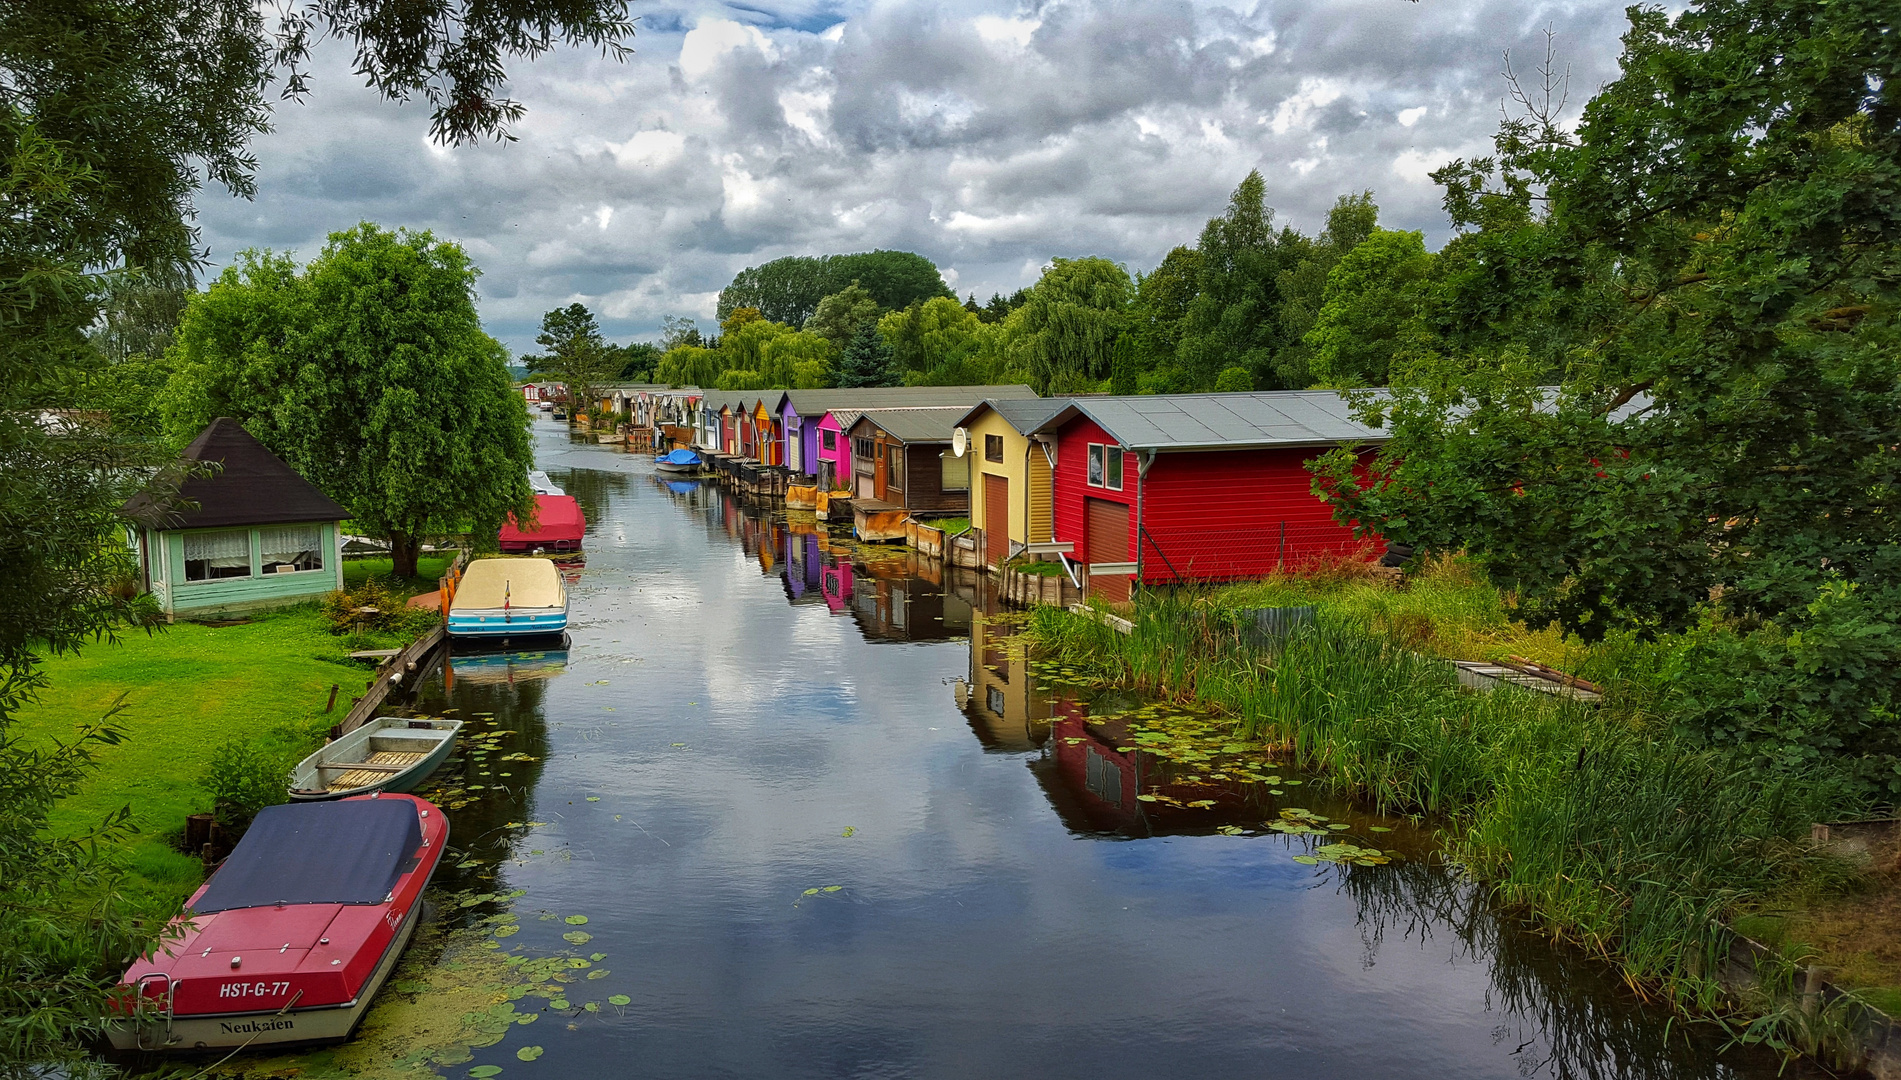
[1085,496,1131,603]
[984,473,1010,567]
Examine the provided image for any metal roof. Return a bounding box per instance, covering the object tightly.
[775,384,1038,417]
[1030,391,1388,452]
[951,397,1072,435]
[847,406,971,444]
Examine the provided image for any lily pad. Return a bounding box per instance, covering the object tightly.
[469,1068,503,1078]
[583,1001,600,1013]
[590,952,606,961]
[586,968,609,980]
[562,931,591,945]
[608,994,631,1006]
[549,998,570,1010]
[517,1046,544,1062]
[564,915,588,925]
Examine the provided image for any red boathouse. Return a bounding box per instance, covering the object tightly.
[1030,391,1389,602]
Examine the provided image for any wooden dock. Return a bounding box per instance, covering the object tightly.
[1451,659,1603,703]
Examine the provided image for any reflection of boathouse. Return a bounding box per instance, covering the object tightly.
[781,527,825,604]
[848,555,972,642]
[1032,697,1151,835]
[954,613,1050,753]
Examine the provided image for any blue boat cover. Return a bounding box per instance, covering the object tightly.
[659,449,701,465]
[667,481,698,494]
[191,799,422,914]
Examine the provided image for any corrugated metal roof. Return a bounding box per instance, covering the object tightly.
[1032,391,1388,451]
[848,406,970,444]
[951,397,1072,435]
[776,384,1038,417]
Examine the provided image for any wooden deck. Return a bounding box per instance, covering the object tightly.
[1452,660,1603,703]
[325,750,426,790]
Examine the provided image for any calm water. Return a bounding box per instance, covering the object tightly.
[402,417,1799,1080]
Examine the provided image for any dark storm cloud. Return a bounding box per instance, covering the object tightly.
[193,0,1635,352]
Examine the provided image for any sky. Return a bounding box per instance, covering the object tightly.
[194,0,1637,356]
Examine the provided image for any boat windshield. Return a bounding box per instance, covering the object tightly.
[191,799,423,913]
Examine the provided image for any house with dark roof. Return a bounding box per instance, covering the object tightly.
[122,418,349,618]
[1027,391,1391,602]
[769,385,1039,484]
[844,406,974,540]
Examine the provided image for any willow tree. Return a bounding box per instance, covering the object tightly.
[163,225,534,576]
[1002,257,1131,394]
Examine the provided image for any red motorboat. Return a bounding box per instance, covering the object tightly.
[110,793,447,1052]
[499,494,585,553]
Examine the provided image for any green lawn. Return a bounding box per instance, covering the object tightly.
[15,604,420,910]
[342,553,456,592]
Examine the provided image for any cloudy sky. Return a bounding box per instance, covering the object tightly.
[195,0,1636,355]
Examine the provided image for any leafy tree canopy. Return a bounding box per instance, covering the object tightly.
[1313,1,1901,789]
[716,251,952,327]
[806,283,881,350]
[1304,228,1436,387]
[161,224,534,577]
[1001,257,1132,395]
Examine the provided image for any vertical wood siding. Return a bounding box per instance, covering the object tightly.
[1138,447,1374,583]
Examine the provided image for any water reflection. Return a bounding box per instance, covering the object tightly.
[406,433,1810,1080]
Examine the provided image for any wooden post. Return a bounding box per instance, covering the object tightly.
[324,684,340,712]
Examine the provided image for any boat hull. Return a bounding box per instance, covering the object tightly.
[655,461,697,475]
[107,900,422,1052]
[287,719,461,802]
[446,606,568,638]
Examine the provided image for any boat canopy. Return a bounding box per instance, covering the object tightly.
[659,449,701,466]
[452,558,565,610]
[499,494,585,547]
[191,799,422,914]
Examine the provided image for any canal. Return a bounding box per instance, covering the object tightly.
[308,417,1808,1079]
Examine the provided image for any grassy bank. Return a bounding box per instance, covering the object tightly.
[1024,560,1862,1023]
[15,601,421,912]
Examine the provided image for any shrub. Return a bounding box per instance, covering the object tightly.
[321,578,437,635]
[199,739,289,832]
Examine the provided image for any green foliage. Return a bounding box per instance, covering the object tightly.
[1000,257,1130,394]
[611,340,660,381]
[1212,366,1252,392]
[1314,0,1901,789]
[199,738,288,832]
[320,578,441,636]
[836,321,898,388]
[806,283,880,350]
[531,303,618,407]
[717,251,952,326]
[1304,228,1436,387]
[161,224,536,577]
[655,345,722,388]
[1175,171,1302,390]
[879,297,993,379]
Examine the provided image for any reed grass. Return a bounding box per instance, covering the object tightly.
[1027,587,1857,1014]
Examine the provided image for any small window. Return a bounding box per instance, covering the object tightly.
[984,433,1004,463]
[888,445,904,477]
[1105,446,1124,491]
[260,525,324,573]
[822,430,837,451]
[184,529,252,582]
[986,685,1005,716]
[854,437,874,459]
[1087,444,1104,487]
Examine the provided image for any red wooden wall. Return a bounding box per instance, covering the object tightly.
[1051,416,1135,565]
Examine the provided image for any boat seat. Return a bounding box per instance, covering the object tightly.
[326,750,428,791]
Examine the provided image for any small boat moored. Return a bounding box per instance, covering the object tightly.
[287,717,461,801]
[447,557,569,639]
[110,794,447,1052]
[655,448,701,475]
[499,494,585,553]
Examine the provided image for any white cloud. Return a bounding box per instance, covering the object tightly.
[193,0,1635,350]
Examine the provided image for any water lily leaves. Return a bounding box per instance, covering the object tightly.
[495,925,519,938]
[801,888,820,897]
[566,958,591,969]
[1327,823,1352,831]
[549,998,570,1010]
[841,826,855,837]
[487,1002,516,1017]
[564,915,588,925]
[586,796,600,802]
[823,885,842,893]
[1216,825,1247,836]
[516,1013,538,1025]
[608,994,632,1006]
[590,952,606,962]
[517,1046,544,1061]
[1291,855,1320,865]
[1369,826,1393,833]
[1136,794,1159,802]
[586,968,609,980]
[469,1067,503,1078]
[562,930,591,945]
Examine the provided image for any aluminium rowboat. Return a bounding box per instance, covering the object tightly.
[287,717,460,801]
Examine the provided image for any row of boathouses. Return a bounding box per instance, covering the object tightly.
[622,385,1393,601]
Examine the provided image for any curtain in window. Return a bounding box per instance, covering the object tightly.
[184,530,251,581]
[259,525,324,572]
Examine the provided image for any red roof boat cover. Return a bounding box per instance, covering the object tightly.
[191,799,422,914]
[500,495,585,547]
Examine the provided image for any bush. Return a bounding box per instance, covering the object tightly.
[321,578,439,636]
[199,739,289,832]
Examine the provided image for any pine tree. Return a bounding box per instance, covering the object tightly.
[836,322,897,387]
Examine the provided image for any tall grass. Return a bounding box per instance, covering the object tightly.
[1028,591,1854,1012]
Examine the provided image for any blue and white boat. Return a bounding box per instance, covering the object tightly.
[447,558,568,639]
[655,448,701,475]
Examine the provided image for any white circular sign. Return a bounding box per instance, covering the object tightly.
[952,427,968,457]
